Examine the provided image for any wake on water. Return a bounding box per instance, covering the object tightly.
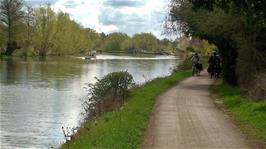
[78,54,178,60]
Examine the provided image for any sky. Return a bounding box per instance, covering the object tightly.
[24,0,170,39]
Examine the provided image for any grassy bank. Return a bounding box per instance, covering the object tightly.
[215,82,266,147]
[61,70,191,149]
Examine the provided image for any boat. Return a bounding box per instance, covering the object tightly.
[85,51,96,60]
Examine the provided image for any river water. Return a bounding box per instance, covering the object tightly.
[0,54,181,149]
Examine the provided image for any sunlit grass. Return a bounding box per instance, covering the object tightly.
[60,70,191,149]
[215,82,266,144]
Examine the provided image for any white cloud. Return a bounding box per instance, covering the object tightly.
[50,0,169,39]
[97,24,119,33]
[24,0,58,6]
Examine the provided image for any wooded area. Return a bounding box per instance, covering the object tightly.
[0,0,179,57]
[167,0,266,100]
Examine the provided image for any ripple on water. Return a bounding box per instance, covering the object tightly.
[0,55,181,148]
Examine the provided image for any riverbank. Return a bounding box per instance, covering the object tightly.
[61,70,191,149]
[0,55,181,148]
[0,52,177,60]
[213,82,266,148]
[96,51,174,56]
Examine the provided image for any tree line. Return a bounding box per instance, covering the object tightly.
[0,0,177,57]
[167,0,266,100]
[99,32,176,54]
[0,0,97,56]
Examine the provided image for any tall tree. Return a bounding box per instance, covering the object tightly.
[0,24,6,49]
[167,0,266,99]
[33,5,57,56]
[0,0,24,55]
[101,32,129,52]
[86,28,100,51]
[23,5,34,47]
[132,33,158,52]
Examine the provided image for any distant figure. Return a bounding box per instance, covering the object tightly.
[208,52,221,78]
[191,53,202,76]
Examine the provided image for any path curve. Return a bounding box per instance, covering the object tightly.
[143,71,250,149]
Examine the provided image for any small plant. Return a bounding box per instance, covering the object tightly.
[83,71,135,117]
[172,58,192,73]
[61,126,79,142]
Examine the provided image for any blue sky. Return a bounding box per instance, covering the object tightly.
[24,0,170,39]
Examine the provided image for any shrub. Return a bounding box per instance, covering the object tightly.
[186,46,195,52]
[83,71,135,117]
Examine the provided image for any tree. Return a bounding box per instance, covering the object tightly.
[101,32,129,52]
[168,1,241,84]
[23,5,34,47]
[0,24,6,49]
[132,33,158,52]
[85,28,100,51]
[121,38,134,53]
[33,5,57,56]
[0,0,24,55]
[167,0,266,99]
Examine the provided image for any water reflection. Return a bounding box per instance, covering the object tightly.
[0,55,181,148]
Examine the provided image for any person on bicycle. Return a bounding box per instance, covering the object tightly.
[191,53,200,76]
[208,53,215,76]
[208,52,221,78]
[213,52,221,77]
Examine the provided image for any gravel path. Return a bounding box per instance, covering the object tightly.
[142,71,250,149]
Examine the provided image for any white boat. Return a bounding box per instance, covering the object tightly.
[85,51,96,60]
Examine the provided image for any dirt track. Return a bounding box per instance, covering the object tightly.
[143,71,250,149]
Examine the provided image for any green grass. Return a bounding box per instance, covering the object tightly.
[61,70,191,149]
[215,82,266,144]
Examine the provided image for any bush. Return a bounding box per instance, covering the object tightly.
[12,47,37,57]
[247,72,266,101]
[83,71,135,117]
[186,46,195,52]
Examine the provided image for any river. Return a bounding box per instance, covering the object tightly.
[0,54,181,149]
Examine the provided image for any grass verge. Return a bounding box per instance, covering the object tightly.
[214,82,266,148]
[61,70,191,149]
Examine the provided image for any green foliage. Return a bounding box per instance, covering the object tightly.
[157,38,176,54]
[121,38,134,52]
[86,28,101,51]
[120,33,176,54]
[88,71,134,102]
[22,5,34,48]
[51,12,90,55]
[176,37,216,57]
[216,82,266,144]
[168,0,266,88]
[189,0,266,26]
[0,24,6,47]
[0,0,24,42]
[52,12,74,55]
[132,33,158,52]
[30,6,92,56]
[0,2,98,56]
[101,32,129,52]
[33,5,57,56]
[12,46,36,57]
[84,71,134,116]
[99,32,173,54]
[0,1,177,56]
[61,70,191,149]
[186,46,195,52]
[0,0,24,55]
